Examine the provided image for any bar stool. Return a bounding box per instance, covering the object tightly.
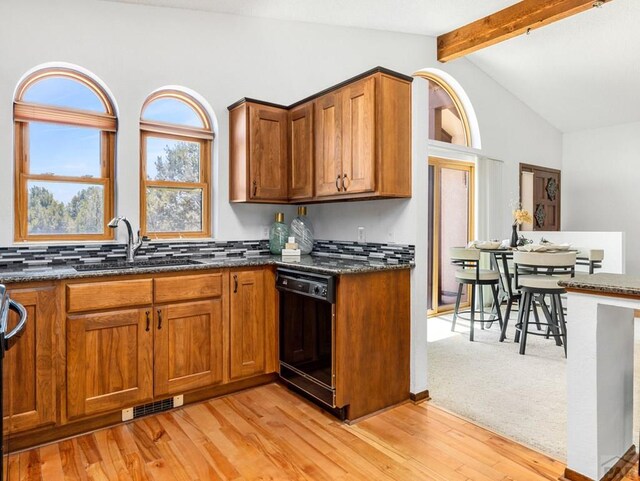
[507,251,576,356]
[450,247,503,342]
[576,248,604,274]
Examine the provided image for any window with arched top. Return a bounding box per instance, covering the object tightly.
[13,67,117,241]
[140,90,213,238]
[422,75,471,147]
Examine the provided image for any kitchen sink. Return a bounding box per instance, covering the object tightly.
[73,258,203,271]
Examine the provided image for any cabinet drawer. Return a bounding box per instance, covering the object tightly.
[154,273,223,304]
[66,279,153,313]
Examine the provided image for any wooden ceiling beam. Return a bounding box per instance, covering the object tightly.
[437,0,613,63]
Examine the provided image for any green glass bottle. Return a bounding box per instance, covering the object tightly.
[269,212,289,255]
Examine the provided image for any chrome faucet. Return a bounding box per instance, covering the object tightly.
[108,216,145,262]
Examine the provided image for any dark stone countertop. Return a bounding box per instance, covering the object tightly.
[559,273,640,298]
[0,254,413,284]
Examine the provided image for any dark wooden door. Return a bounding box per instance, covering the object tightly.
[520,164,561,231]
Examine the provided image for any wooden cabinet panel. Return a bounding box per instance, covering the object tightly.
[335,269,410,420]
[248,104,288,201]
[154,273,223,304]
[67,308,153,419]
[341,77,376,194]
[289,102,314,200]
[154,300,224,397]
[3,286,56,433]
[66,279,153,313]
[314,92,343,197]
[229,269,266,380]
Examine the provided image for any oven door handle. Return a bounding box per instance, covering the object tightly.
[5,299,27,350]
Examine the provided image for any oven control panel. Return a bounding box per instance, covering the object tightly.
[275,268,335,303]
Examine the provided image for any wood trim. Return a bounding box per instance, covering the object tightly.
[139,130,211,239]
[13,122,116,243]
[427,157,475,315]
[15,67,115,115]
[139,120,213,141]
[437,0,614,62]
[227,66,414,112]
[560,445,638,481]
[413,72,471,147]
[410,390,431,403]
[14,102,117,131]
[142,89,212,131]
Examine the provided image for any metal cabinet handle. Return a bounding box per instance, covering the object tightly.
[157,309,162,330]
[342,174,349,191]
[335,175,341,192]
[5,299,27,350]
[145,311,150,332]
[252,180,257,197]
[233,274,238,293]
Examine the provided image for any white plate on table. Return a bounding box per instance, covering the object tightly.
[470,241,501,250]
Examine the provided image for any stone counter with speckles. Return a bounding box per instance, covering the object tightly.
[559,273,640,297]
[0,254,413,284]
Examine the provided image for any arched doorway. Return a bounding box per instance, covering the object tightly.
[413,70,481,315]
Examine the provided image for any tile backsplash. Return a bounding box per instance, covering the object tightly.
[0,240,414,270]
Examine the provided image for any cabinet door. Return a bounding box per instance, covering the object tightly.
[154,300,224,397]
[67,308,153,419]
[3,287,56,434]
[229,269,266,380]
[249,104,288,201]
[314,92,343,197]
[342,77,376,194]
[289,102,314,200]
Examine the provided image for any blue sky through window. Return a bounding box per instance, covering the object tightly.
[142,97,203,127]
[23,76,105,112]
[30,122,101,180]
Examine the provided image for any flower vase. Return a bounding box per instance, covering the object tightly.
[510,224,519,248]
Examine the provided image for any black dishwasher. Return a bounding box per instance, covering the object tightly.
[276,268,345,418]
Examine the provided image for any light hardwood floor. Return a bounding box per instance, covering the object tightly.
[6,383,639,480]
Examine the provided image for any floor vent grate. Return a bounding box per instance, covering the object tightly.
[133,397,174,419]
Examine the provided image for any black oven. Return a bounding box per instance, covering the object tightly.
[276,268,344,417]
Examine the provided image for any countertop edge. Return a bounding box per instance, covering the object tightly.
[559,273,640,298]
[0,256,414,284]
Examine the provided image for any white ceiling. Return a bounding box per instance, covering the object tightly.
[105,0,639,133]
[105,0,515,36]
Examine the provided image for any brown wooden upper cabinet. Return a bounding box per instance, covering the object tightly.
[229,102,289,203]
[228,67,413,203]
[289,101,315,201]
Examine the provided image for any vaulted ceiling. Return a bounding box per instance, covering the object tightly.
[105,0,638,133]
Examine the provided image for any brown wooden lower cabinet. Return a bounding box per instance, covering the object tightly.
[66,308,154,419]
[229,268,267,380]
[154,299,225,397]
[335,269,411,420]
[2,265,408,450]
[2,286,56,433]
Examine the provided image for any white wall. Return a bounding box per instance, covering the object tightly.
[0,0,564,394]
[563,122,640,274]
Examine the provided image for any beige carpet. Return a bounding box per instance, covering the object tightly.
[427,314,640,461]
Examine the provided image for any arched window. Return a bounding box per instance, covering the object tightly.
[140,89,213,238]
[418,73,471,147]
[14,67,116,241]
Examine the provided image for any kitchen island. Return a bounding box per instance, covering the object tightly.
[560,274,640,481]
